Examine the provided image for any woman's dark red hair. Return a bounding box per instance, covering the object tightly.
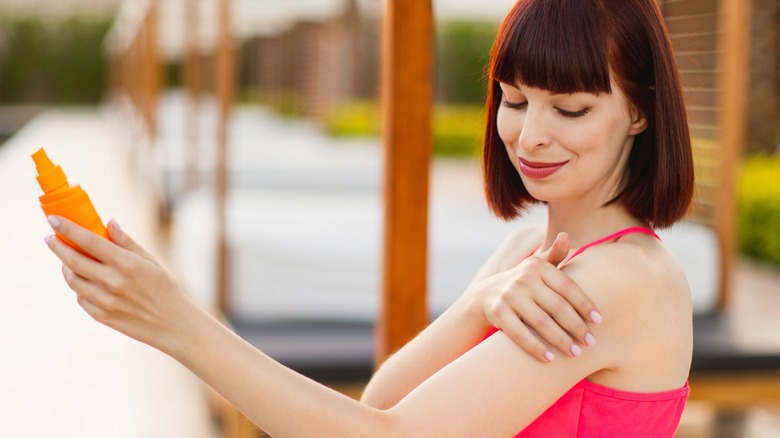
[483,0,694,228]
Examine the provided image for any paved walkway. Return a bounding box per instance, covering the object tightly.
[0,108,214,438]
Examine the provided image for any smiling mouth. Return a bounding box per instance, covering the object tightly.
[517,158,568,179]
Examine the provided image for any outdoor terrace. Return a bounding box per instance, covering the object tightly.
[1,0,779,437]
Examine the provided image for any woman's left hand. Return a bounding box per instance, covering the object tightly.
[45,216,198,354]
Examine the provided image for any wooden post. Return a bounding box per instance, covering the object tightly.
[376,0,434,366]
[143,0,161,139]
[215,0,235,314]
[183,0,201,191]
[714,0,751,309]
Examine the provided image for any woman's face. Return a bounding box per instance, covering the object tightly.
[496,80,646,206]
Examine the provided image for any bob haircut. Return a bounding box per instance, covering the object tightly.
[482,0,694,229]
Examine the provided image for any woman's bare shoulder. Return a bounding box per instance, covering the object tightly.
[494,223,546,271]
[468,223,545,287]
[560,234,692,390]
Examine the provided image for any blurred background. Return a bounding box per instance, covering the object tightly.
[0,0,779,437]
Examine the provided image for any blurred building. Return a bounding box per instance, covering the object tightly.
[747,0,778,154]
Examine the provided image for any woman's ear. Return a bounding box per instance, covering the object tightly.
[629,108,648,135]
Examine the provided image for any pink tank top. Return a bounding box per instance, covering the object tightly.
[485,226,690,437]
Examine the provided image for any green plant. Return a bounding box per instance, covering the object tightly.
[324,101,379,137]
[436,21,497,105]
[0,16,112,103]
[433,104,484,156]
[739,155,780,266]
[324,101,484,157]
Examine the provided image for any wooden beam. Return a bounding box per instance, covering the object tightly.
[142,0,161,139]
[183,0,201,192]
[376,0,434,366]
[714,0,751,309]
[689,373,780,409]
[215,0,235,314]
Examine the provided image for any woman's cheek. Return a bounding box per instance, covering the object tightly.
[562,126,601,154]
[496,108,520,150]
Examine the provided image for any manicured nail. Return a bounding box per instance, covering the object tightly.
[109,218,122,232]
[544,351,556,362]
[570,344,582,357]
[47,216,61,229]
[584,332,596,346]
[44,235,53,246]
[590,310,603,324]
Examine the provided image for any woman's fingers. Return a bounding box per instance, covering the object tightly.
[490,303,557,362]
[533,291,593,353]
[540,265,602,325]
[106,219,154,261]
[538,232,570,267]
[76,294,110,325]
[504,289,582,358]
[47,216,123,265]
[47,233,115,286]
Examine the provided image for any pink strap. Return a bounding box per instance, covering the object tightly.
[559,226,659,267]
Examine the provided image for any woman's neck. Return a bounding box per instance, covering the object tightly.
[541,201,646,252]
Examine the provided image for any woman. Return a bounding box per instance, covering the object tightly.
[45,0,694,435]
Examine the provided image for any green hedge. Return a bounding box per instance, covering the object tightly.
[324,102,484,157]
[436,21,497,105]
[433,105,485,156]
[0,16,112,103]
[739,156,780,266]
[325,101,379,138]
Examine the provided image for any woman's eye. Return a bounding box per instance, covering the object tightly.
[502,100,527,110]
[557,108,589,118]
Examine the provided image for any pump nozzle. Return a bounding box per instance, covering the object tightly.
[33,147,68,194]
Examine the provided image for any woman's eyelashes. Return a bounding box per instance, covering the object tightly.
[502,100,527,110]
[556,108,589,118]
[502,99,589,118]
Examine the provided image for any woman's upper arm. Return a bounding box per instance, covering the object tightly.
[383,329,611,436]
[379,250,640,436]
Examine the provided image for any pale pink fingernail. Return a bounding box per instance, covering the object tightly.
[544,351,556,362]
[47,216,61,229]
[590,310,603,324]
[584,333,596,346]
[570,344,582,357]
[109,218,122,232]
[44,235,53,246]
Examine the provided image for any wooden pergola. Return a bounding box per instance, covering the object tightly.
[106,0,778,435]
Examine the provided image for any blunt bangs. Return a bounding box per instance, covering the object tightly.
[492,0,611,94]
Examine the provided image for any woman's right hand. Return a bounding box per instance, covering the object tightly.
[469,232,602,362]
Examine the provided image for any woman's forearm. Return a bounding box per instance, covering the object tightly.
[169,308,397,438]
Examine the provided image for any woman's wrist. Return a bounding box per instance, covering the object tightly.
[154,297,215,360]
[457,286,493,329]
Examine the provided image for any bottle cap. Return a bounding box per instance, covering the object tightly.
[32,148,68,193]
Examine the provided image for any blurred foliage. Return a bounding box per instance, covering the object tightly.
[272,90,303,120]
[322,20,495,156]
[433,104,485,156]
[436,21,497,105]
[324,101,483,157]
[0,16,112,103]
[325,101,379,137]
[739,155,780,266]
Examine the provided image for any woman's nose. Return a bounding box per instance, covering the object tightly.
[518,109,551,152]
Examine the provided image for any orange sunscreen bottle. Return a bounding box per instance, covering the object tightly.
[32,147,107,257]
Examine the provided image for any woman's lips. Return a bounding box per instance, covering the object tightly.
[517,158,568,179]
